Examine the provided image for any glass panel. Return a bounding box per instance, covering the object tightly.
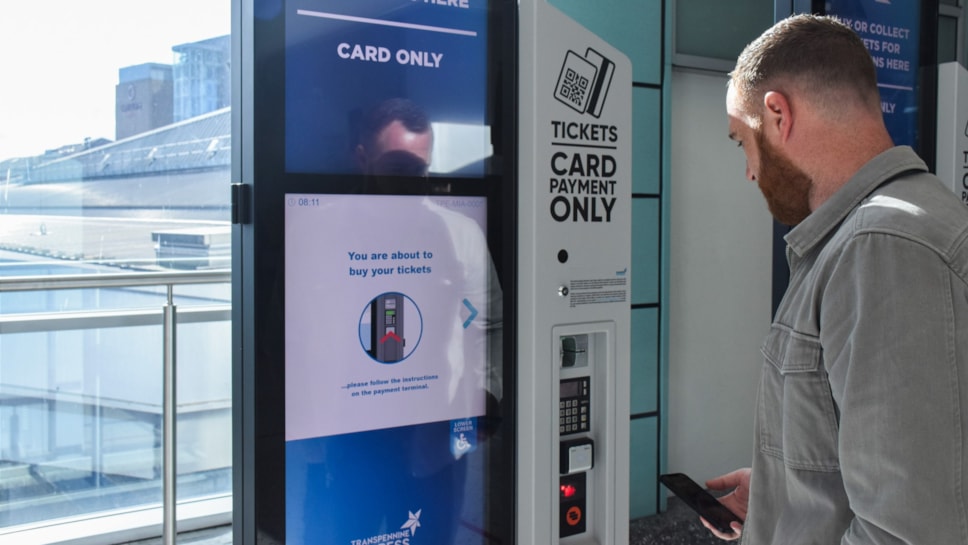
[0,282,230,527]
[0,0,231,535]
[676,0,775,61]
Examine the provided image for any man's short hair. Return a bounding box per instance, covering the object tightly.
[730,14,881,122]
[359,97,432,148]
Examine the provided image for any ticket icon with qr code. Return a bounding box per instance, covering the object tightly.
[554,48,615,118]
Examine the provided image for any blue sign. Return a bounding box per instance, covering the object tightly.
[825,0,921,147]
[284,0,491,176]
[286,420,485,545]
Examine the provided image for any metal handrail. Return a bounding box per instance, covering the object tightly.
[0,305,231,335]
[0,269,230,292]
[0,269,232,545]
[0,270,232,334]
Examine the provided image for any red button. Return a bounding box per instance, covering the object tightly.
[565,506,582,526]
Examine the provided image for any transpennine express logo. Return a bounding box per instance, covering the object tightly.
[350,509,422,545]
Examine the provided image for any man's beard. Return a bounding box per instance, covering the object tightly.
[755,131,813,226]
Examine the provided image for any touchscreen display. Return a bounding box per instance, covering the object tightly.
[285,0,492,176]
[285,193,494,438]
[284,193,501,544]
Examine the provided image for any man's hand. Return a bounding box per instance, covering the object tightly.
[701,468,750,541]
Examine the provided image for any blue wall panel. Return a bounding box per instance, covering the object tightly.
[634,87,662,196]
[630,416,659,518]
[631,198,660,305]
[631,307,659,414]
[548,0,663,85]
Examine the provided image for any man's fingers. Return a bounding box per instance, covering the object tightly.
[700,517,742,541]
[706,468,749,490]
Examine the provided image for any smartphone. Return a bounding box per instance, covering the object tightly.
[659,473,742,535]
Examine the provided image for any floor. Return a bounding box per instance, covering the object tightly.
[629,497,724,545]
[128,498,719,545]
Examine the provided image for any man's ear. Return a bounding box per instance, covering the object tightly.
[762,91,793,142]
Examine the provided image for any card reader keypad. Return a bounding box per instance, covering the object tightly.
[559,377,590,435]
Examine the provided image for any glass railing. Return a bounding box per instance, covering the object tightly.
[0,270,231,544]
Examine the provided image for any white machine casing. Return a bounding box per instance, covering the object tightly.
[518,1,632,543]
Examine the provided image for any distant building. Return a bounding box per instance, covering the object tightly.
[114,35,230,142]
[172,35,231,122]
[115,63,174,141]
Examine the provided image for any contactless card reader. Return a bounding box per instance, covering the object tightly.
[561,438,594,474]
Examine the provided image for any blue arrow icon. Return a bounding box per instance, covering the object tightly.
[462,299,478,329]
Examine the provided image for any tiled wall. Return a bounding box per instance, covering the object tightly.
[548,0,669,520]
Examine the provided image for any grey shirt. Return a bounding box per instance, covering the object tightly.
[745,146,968,544]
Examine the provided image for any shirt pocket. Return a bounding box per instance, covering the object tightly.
[758,325,841,472]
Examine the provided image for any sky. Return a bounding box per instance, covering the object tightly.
[0,1,230,160]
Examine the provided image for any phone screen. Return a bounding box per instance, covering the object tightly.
[659,473,742,534]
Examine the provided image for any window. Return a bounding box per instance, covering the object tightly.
[673,0,775,71]
[0,1,231,543]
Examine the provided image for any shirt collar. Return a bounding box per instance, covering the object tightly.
[784,146,928,257]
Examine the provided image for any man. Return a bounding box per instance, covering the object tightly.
[707,14,968,543]
[355,97,434,177]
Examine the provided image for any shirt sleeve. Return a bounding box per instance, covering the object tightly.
[821,231,968,544]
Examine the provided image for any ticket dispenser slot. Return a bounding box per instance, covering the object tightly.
[560,335,588,368]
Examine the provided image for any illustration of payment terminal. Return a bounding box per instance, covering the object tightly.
[370,293,405,363]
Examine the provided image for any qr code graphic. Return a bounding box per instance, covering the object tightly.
[560,68,590,106]
[555,51,598,114]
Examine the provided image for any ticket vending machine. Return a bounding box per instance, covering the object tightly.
[232,1,631,543]
[936,62,968,206]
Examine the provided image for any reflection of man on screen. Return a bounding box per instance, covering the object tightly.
[355,98,433,177]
